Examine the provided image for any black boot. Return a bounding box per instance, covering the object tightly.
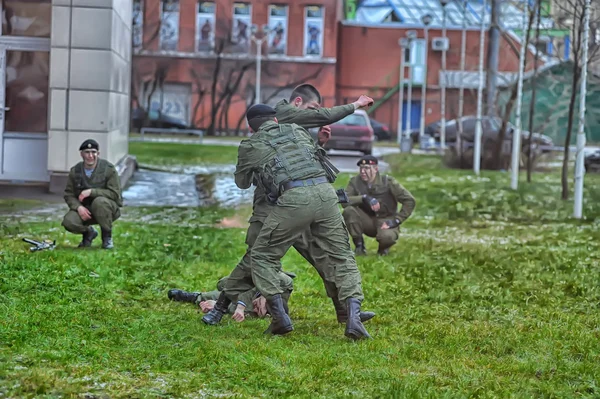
[353,237,367,256]
[168,289,200,303]
[201,291,231,325]
[344,298,372,340]
[101,228,113,249]
[332,297,376,323]
[264,294,293,335]
[377,245,390,256]
[78,227,98,248]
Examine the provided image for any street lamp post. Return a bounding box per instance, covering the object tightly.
[419,14,433,148]
[457,0,467,164]
[250,24,270,105]
[440,0,450,150]
[473,1,486,175]
[574,0,591,218]
[397,38,407,148]
[404,30,417,152]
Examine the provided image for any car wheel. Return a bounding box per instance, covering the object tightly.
[362,149,372,156]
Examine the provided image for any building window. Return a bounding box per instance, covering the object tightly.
[268,5,288,55]
[231,3,251,53]
[196,1,215,52]
[133,0,143,50]
[304,6,324,57]
[160,0,179,51]
[409,39,426,85]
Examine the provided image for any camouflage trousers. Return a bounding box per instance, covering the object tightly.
[342,206,400,251]
[225,184,363,301]
[62,197,120,234]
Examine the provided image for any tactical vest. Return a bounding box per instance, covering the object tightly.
[73,159,109,195]
[260,124,325,189]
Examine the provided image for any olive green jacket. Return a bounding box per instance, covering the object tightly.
[343,173,416,223]
[247,100,356,221]
[235,121,324,190]
[64,159,123,211]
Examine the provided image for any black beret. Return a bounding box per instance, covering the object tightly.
[357,155,378,166]
[79,139,99,151]
[246,104,276,121]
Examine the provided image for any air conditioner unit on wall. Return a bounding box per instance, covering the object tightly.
[431,37,449,51]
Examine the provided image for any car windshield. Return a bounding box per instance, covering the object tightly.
[338,114,368,126]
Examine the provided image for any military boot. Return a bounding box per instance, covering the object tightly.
[377,245,390,256]
[353,237,367,256]
[101,229,113,249]
[78,227,98,248]
[201,291,231,325]
[332,297,376,323]
[344,298,372,340]
[264,294,293,335]
[168,289,200,303]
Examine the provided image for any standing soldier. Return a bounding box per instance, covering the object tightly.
[342,155,416,256]
[207,104,371,340]
[202,84,375,328]
[61,139,122,249]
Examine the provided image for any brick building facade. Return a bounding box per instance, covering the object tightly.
[132,0,340,132]
[131,0,538,135]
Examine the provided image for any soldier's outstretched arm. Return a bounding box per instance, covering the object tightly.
[342,178,364,208]
[389,177,416,224]
[277,95,374,129]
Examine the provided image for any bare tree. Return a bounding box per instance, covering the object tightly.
[492,4,537,170]
[555,0,600,199]
[526,0,543,182]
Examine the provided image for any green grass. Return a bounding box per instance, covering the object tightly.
[129,142,239,167]
[2,147,600,398]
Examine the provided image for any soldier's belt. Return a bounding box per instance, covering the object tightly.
[281,176,329,192]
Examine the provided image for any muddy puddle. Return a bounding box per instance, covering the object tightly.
[122,165,254,208]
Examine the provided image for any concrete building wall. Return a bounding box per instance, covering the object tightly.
[48,0,133,186]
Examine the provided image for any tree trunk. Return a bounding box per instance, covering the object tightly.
[486,0,501,117]
[561,66,581,200]
[526,1,542,182]
[207,43,224,136]
[493,7,535,170]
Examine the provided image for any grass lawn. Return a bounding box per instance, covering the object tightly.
[2,145,600,398]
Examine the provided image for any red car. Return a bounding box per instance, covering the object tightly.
[326,109,374,155]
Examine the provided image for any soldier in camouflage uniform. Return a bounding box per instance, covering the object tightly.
[62,139,122,249]
[202,84,375,327]
[168,272,295,322]
[204,104,371,340]
[342,155,416,256]
[167,271,296,322]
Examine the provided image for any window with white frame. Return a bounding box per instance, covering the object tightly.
[196,1,215,52]
[231,3,251,52]
[304,6,324,57]
[268,5,288,55]
[133,0,143,50]
[409,39,426,85]
[160,0,179,50]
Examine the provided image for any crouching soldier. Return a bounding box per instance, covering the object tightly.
[342,155,415,256]
[61,139,123,249]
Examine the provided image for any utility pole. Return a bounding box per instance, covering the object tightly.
[458,0,467,166]
[473,1,486,175]
[486,0,501,116]
[440,0,450,149]
[419,14,433,146]
[250,24,270,105]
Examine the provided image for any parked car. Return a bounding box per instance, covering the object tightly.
[131,108,188,132]
[585,149,600,172]
[327,109,374,155]
[369,118,392,141]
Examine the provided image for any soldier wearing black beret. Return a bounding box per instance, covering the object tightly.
[61,139,123,249]
[342,155,416,256]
